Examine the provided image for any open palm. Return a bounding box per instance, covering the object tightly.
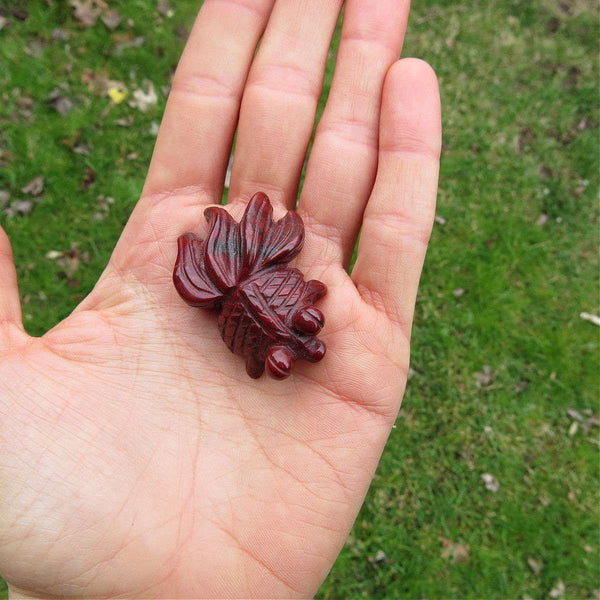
[0,1,441,598]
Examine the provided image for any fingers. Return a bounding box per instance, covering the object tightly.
[298,0,411,267]
[351,59,441,334]
[143,0,275,203]
[0,226,24,343]
[227,0,343,209]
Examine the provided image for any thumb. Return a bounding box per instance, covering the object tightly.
[0,226,26,347]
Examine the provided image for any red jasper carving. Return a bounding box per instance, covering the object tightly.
[173,192,326,380]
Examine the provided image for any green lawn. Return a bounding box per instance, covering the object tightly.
[0,1,598,598]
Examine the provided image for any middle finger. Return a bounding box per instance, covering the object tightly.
[228,0,343,210]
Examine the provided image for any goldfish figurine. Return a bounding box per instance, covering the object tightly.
[173,192,327,380]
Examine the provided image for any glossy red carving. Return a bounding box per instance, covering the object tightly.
[173,192,326,380]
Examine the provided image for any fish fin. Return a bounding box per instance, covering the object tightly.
[240,193,304,275]
[173,234,223,307]
[203,206,241,290]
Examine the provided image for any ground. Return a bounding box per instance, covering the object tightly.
[0,0,598,598]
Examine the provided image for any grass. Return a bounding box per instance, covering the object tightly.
[0,0,598,598]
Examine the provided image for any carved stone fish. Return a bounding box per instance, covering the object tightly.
[173,192,326,380]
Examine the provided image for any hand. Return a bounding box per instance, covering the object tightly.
[0,0,440,597]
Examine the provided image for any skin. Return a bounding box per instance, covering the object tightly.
[0,0,441,598]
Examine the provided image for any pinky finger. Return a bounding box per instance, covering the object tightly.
[351,58,441,336]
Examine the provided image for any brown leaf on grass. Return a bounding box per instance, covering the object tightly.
[527,557,543,575]
[101,9,122,30]
[4,200,34,218]
[24,38,44,59]
[515,125,536,154]
[0,16,8,31]
[0,149,15,166]
[82,167,96,190]
[115,116,134,127]
[580,312,600,326]
[81,69,126,97]
[440,538,469,564]
[73,143,91,156]
[474,365,493,387]
[70,0,102,27]
[111,32,145,54]
[49,242,90,280]
[549,580,565,598]
[0,190,10,207]
[157,0,174,17]
[129,81,158,112]
[21,176,44,196]
[514,379,530,393]
[12,9,29,21]
[481,473,500,492]
[47,88,74,115]
[52,28,70,41]
[17,95,35,120]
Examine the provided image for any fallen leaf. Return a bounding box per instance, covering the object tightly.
[0,190,10,207]
[453,288,465,297]
[52,28,70,41]
[434,214,447,225]
[111,33,145,53]
[129,81,158,112]
[374,550,386,562]
[536,214,549,226]
[101,8,122,30]
[0,149,15,166]
[81,167,96,190]
[52,242,90,280]
[481,473,500,492]
[4,200,34,217]
[474,365,493,387]
[0,16,8,30]
[47,88,74,115]
[580,312,600,326]
[527,557,543,575]
[12,9,28,21]
[70,0,101,27]
[514,379,530,393]
[568,421,578,436]
[484,425,493,434]
[108,86,127,104]
[21,176,44,196]
[567,408,584,422]
[17,95,35,120]
[115,116,134,127]
[73,143,91,156]
[24,38,44,58]
[549,580,565,598]
[157,0,174,17]
[440,538,469,563]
